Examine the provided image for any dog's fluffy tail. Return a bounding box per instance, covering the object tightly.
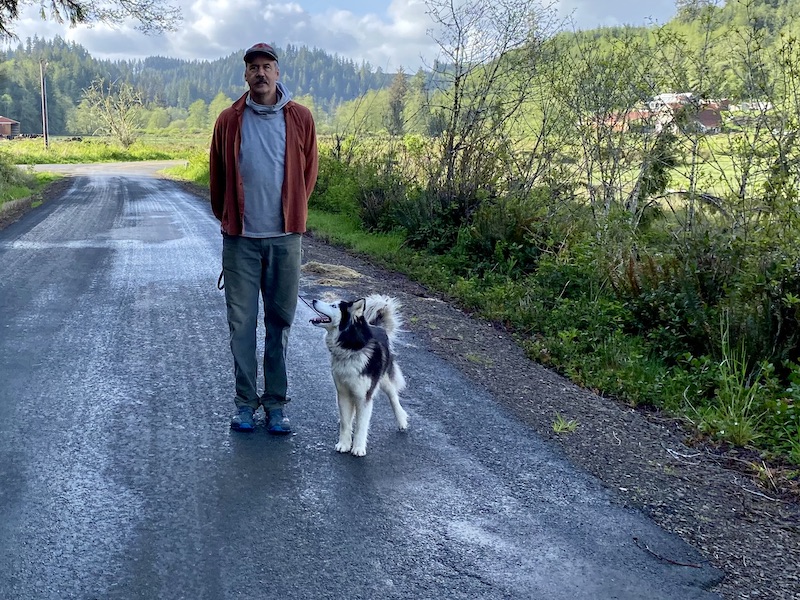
[364,294,402,337]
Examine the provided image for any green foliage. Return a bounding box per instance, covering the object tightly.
[0,38,393,135]
[154,126,800,465]
[307,211,406,259]
[186,99,209,131]
[763,361,800,462]
[617,234,730,362]
[162,148,209,185]
[0,151,59,207]
[392,187,463,253]
[449,188,557,279]
[0,136,196,164]
[309,151,360,214]
[685,316,779,448]
[81,77,143,148]
[0,152,33,205]
[300,135,800,465]
[354,163,410,233]
[385,70,408,136]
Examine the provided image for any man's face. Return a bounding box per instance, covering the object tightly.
[244,56,280,100]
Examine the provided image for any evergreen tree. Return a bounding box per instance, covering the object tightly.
[385,69,408,136]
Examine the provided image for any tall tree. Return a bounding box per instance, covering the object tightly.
[549,28,665,227]
[402,69,431,135]
[208,91,232,123]
[385,69,407,136]
[675,0,719,23]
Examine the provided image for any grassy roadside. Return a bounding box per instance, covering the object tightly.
[1,137,203,164]
[0,163,62,216]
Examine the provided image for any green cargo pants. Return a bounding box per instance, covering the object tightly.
[222,233,301,411]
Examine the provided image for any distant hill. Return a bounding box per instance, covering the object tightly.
[4,0,800,136]
[0,36,395,135]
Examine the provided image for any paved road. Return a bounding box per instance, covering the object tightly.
[0,165,723,599]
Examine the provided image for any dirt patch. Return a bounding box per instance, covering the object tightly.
[14,178,800,600]
[301,261,364,288]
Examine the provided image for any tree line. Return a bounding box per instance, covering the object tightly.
[0,36,395,135]
[7,0,800,140]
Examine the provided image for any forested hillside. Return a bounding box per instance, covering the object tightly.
[0,36,393,135]
[4,0,800,136]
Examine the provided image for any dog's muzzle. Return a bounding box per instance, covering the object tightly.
[300,296,332,325]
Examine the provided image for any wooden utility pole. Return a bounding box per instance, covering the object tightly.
[39,59,49,149]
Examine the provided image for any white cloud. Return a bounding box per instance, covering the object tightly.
[557,0,675,29]
[4,0,676,70]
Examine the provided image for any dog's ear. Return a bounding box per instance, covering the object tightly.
[351,298,366,317]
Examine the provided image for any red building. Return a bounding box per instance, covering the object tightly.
[0,116,21,137]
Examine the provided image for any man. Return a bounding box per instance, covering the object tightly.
[210,42,318,434]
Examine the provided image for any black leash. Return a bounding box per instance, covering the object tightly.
[218,271,313,314]
[298,296,315,311]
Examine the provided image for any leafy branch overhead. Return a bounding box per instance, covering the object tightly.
[0,0,181,38]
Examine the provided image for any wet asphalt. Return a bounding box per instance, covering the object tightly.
[0,165,724,599]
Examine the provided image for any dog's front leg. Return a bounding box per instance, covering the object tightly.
[351,396,374,457]
[335,392,355,453]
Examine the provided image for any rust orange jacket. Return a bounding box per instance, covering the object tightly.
[209,92,318,235]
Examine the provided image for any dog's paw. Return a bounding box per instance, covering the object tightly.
[397,411,409,431]
[351,446,367,457]
[335,442,352,453]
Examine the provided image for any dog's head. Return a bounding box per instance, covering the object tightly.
[309,298,366,331]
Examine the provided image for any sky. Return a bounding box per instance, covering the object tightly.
[4,0,677,71]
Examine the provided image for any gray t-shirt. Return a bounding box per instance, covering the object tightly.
[239,86,290,237]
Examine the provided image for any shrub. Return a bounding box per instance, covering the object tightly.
[354,161,411,234]
[391,187,462,253]
[310,151,359,214]
[615,231,738,364]
[0,152,35,205]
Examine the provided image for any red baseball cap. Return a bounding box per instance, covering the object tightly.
[243,43,279,63]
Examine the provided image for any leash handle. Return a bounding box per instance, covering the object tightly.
[217,270,224,290]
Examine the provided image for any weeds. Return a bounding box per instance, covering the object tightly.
[688,315,766,447]
[553,413,579,433]
[0,153,58,207]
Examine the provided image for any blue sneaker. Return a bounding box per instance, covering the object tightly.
[230,406,255,432]
[267,407,292,435]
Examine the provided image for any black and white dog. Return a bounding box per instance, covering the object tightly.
[308,294,408,456]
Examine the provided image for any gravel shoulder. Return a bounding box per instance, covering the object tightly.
[5,177,799,600]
